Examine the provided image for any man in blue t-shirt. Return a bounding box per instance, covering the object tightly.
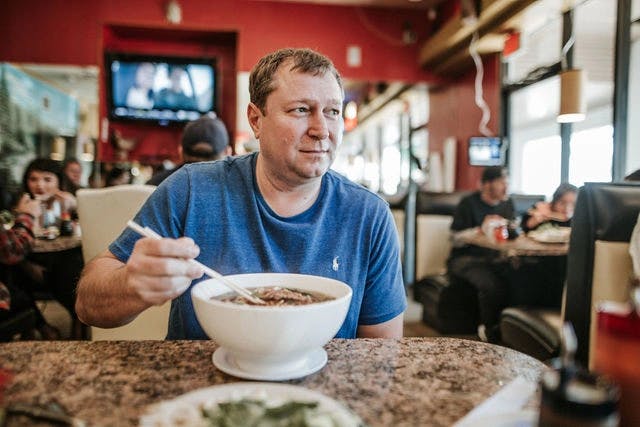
[75,48,407,339]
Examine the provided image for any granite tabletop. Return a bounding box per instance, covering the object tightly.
[0,338,545,426]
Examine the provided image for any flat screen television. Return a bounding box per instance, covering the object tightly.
[105,52,216,125]
[468,136,506,166]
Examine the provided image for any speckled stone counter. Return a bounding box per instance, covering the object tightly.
[0,338,545,426]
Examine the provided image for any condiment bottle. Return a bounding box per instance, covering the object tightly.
[59,212,74,237]
[594,279,640,426]
[538,323,619,427]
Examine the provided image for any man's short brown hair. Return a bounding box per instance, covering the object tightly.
[249,48,343,114]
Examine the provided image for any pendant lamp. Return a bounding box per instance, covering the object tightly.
[50,137,66,161]
[557,68,587,123]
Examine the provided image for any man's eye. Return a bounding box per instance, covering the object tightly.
[330,109,342,116]
[294,107,309,113]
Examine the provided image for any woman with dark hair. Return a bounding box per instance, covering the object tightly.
[22,158,77,217]
[0,192,60,339]
[17,158,84,337]
[511,183,579,310]
[521,183,578,232]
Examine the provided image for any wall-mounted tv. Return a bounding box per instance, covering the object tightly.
[105,52,216,125]
[468,136,506,166]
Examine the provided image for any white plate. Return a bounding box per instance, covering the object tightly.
[455,409,538,427]
[139,382,363,427]
[212,347,327,381]
[528,227,571,243]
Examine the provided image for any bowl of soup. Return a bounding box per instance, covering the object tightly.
[191,273,352,378]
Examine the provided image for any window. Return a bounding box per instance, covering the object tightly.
[505,0,616,195]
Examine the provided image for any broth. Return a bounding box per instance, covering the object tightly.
[215,286,334,306]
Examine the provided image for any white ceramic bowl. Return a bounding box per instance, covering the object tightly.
[191,273,352,375]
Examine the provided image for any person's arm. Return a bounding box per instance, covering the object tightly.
[0,194,41,265]
[524,201,554,230]
[357,313,404,338]
[75,236,203,328]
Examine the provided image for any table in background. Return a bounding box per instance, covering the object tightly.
[454,228,568,258]
[454,228,569,307]
[0,338,545,426]
[32,235,82,253]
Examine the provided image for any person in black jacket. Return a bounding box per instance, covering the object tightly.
[447,166,515,343]
[147,114,232,186]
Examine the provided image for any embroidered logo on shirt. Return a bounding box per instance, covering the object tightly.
[332,256,340,271]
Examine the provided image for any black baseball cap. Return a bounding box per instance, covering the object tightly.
[181,114,229,159]
[481,166,507,183]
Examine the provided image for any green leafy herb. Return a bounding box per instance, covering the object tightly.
[200,398,366,427]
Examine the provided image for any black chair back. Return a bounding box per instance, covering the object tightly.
[565,182,640,365]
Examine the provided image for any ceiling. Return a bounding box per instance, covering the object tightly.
[254,0,445,9]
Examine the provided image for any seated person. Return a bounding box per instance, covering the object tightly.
[61,157,85,196]
[105,166,132,187]
[23,158,77,217]
[521,183,578,232]
[154,66,197,111]
[146,114,232,186]
[126,62,156,109]
[508,183,577,310]
[447,166,515,343]
[75,48,407,340]
[0,193,59,339]
[17,159,83,334]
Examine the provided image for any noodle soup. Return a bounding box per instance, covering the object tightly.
[215,286,334,306]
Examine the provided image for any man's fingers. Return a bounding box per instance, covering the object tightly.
[134,236,200,259]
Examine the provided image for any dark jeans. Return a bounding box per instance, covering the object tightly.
[13,247,84,316]
[0,281,46,326]
[447,255,510,331]
[508,256,566,309]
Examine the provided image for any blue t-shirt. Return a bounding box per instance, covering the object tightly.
[109,153,407,339]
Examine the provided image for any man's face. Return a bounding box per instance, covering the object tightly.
[248,61,344,186]
[485,176,508,201]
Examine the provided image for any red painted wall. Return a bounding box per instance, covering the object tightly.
[0,0,437,80]
[429,54,501,190]
[1,0,442,163]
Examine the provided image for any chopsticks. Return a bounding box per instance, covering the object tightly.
[126,220,265,305]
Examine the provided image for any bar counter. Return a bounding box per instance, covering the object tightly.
[0,338,545,426]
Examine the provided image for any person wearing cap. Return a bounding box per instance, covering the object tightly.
[146,114,232,186]
[447,166,515,343]
[76,47,406,340]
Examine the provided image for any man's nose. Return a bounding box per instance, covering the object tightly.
[308,112,329,140]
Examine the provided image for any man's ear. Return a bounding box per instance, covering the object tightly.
[247,102,262,139]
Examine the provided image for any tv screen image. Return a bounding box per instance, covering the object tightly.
[106,53,216,124]
[468,136,506,166]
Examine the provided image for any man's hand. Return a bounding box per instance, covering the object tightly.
[125,236,204,306]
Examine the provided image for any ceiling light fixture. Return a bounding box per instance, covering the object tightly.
[557,68,587,123]
[50,137,66,161]
[557,10,586,123]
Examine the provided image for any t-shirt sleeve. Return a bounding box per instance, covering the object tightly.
[358,204,407,326]
[109,168,191,262]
